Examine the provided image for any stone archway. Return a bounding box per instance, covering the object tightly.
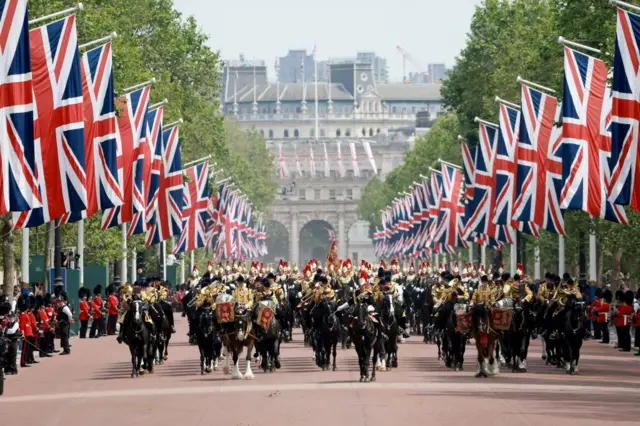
[299,220,335,266]
[347,220,374,264]
[263,220,289,264]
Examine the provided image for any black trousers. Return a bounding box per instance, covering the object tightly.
[90,318,101,338]
[592,320,601,339]
[5,339,18,373]
[107,314,117,335]
[60,323,70,353]
[79,320,88,338]
[618,325,631,351]
[600,322,609,343]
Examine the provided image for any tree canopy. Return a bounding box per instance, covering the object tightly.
[358,0,640,285]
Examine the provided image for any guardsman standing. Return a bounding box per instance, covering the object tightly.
[78,288,90,338]
[597,288,612,344]
[107,285,119,335]
[90,285,103,338]
[589,286,602,340]
[27,295,38,364]
[615,291,634,352]
[18,295,33,367]
[35,296,52,358]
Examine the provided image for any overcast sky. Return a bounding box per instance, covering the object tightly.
[173,0,481,82]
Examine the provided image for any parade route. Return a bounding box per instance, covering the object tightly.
[2,318,640,426]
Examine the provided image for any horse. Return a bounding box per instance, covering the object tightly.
[379,293,400,369]
[283,279,300,342]
[471,301,499,378]
[311,299,340,371]
[125,300,152,378]
[560,296,587,375]
[503,298,533,372]
[218,301,256,380]
[195,305,217,375]
[350,302,380,382]
[254,301,282,373]
[159,300,174,360]
[149,302,171,365]
[444,302,467,372]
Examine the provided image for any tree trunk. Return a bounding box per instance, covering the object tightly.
[597,246,604,285]
[43,221,54,288]
[612,247,623,288]
[1,214,16,301]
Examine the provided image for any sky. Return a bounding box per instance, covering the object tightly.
[173,0,481,82]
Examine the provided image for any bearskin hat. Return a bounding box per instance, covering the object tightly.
[0,301,11,316]
[625,290,635,306]
[35,295,44,309]
[54,285,63,297]
[378,267,385,278]
[17,295,28,312]
[44,293,53,306]
[59,291,68,302]
[595,287,603,298]
[27,294,36,309]
[93,285,102,296]
[562,272,571,281]
[615,290,624,302]
[603,288,613,303]
[263,278,271,288]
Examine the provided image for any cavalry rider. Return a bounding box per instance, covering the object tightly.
[232,275,254,310]
[547,273,582,339]
[115,283,133,343]
[117,282,154,344]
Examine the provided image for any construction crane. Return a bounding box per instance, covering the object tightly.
[396,45,429,84]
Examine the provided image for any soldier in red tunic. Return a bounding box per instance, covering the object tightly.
[18,295,33,367]
[26,295,39,364]
[589,287,602,340]
[614,291,634,352]
[90,285,103,338]
[35,295,52,358]
[107,285,119,335]
[596,288,612,344]
[43,293,57,353]
[78,288,90,338]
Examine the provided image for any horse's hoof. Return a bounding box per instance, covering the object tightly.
[370,376,376,382]
[333,366,337,371]
[131,374,135,378]
[163,355,168,361]
[454,367,460,372]
[359,377,365,382]
[201,371,205,376]
[274,360,281,369]
[363,377,369,383]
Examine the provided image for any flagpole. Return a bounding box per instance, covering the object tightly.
[131,248,137,283]
[77,221,84,285]
[163,118,183,131]
[121,224,128,284]
[558,234,565,276]
[480,245,486,270]
[78,32,117,51]
[190,251,195,276]
[21,229,29,288]
[589,221,597,282]
[510,236,517,275]
[162,241,167,281]
[314,45,319,141]
[122,78,157,96]
[29,3,83,25]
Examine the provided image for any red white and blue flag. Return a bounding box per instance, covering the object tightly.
[60,41,119,224]
[0,0,40,215]
[173,161,210,254]
[513,84,566,235]
[145,125,183,246]
[101,85,150,229]
[559,47,628,224]
[435,164,467,249]
[15,15,85,228]
[610,7,640,212]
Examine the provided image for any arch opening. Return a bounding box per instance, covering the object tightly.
[263,220,289,264]
[299,220,335,266]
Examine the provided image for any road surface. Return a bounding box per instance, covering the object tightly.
[2,318,639,426]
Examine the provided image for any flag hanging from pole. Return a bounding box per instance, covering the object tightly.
[174,162,210,254]
[349,141,359,176]
[323,142,330,177]
[15,14,85,229]
[363,141,377,174]
[336,141,345,177]
[0,0,40,215]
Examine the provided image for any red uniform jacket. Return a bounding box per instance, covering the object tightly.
[588,298,599,321]
[92,296,103,319]
[19,312,33,337]
[37,308,50,329]
[108,295,119,315]
[45,306,54,323]
[596,301,610,323]
[79,300,89,321]
[28,312,38,335]
[615,304,633,327]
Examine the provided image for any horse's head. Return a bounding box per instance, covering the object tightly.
[234,305,248,341]
[131,300,143,325]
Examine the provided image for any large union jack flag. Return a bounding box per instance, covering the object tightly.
[15,15,85,228]
[174,162,210,254]
[0,0,39,215]
[130,106,162,236]
[145,125,183,246]
[513,84,565,235]
[61,42,119,224]
[610,8,640,212]
[101,86,150,229]
[560,47,628,224]
[494,103,539,236]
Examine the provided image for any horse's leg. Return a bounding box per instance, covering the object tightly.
[130,346,137,378]
[370,342,378,382]
[244,342,255,379]
[332,340,338,371]
[222,346,230,374]
[231,349,243,379]
[274,336,282,369]
[489,337,499,376]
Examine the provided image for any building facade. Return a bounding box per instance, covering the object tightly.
[221,58,442,265]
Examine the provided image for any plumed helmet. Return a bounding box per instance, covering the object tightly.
[93,285,102,296]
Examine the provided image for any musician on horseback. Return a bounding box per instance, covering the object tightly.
[117,284,154,344]
[548,273,581,340]
[232,276,254,310]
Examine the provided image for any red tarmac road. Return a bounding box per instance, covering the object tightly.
[2,318,639,426]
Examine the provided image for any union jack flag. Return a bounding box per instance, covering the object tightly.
[130,106,162,236]
[435,164,467,248]
[145,125,183,246]
[15,15,85,229]
[494,103,539,236]
[610,8,640,212]
[60,42,119,224]
[101,86,150,229]
[205,191,220,249]
[560,47,627,224]
[461,142,477,242]
[173,162,210,254]
[0,0,39,215]
[513,84,565,235]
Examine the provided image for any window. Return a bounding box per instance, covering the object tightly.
[346,189,353,200]
[345,129,351,137]
[294,129,300,137]
[268,129,274,138]
[369,128,373,136]
[336,129,341,137]
[310,128,315,137]
[392,106,397,113]
[376,128,381,134]
[320,129,326,137]
[314,189,321,200]
[299,189,306,200]
[329,189,336,200]
[362,128,366,136]
[296,106,301,113]
[284,129,289,138]
[402,108,407,113]
[412,106,416,113]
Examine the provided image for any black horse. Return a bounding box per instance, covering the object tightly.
[149,302,171,366]
[254,301,282,373]
[443,303,467,372]
[379,293,400,369]
[503,300,533,372]
[283,279,300,342]
[125,300,152,378]
[560,296,587,375]
[312,299,340,371]
[195,305,217,375]
[351,303,380,382]
[181,290,198,345]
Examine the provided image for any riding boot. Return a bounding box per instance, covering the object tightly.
[117,312,130,344]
